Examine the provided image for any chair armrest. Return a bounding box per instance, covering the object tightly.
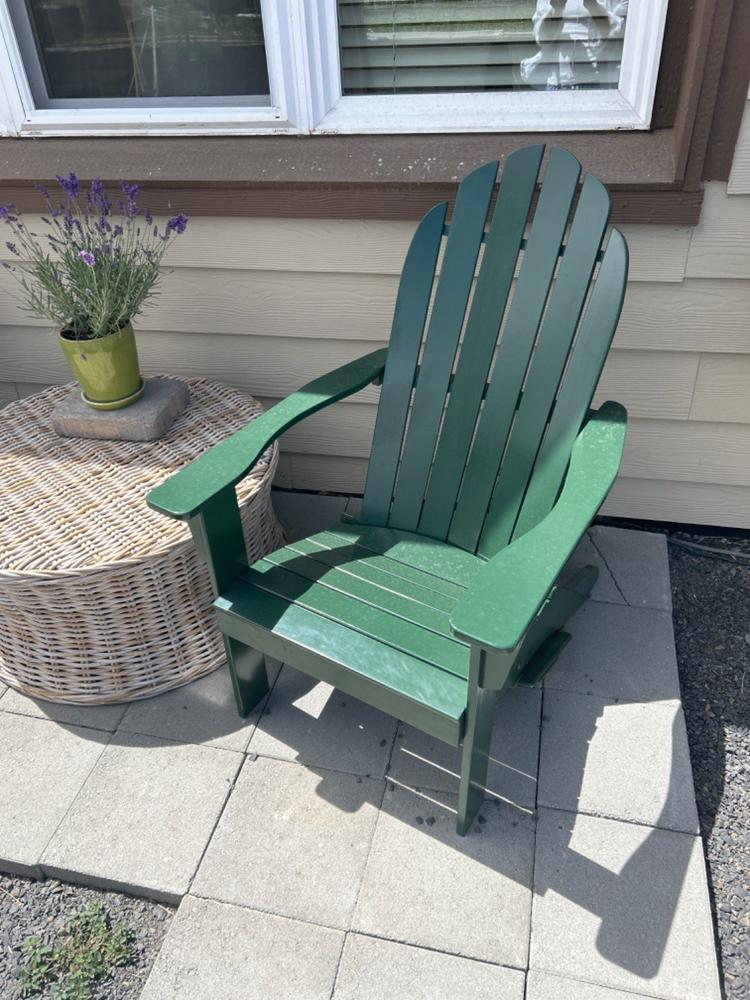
[147,348,387,520]
[449,401,627,651]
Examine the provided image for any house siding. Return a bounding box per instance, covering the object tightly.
[2,116,750,527]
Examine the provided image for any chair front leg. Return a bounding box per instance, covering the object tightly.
[224,637,270,718]
[187,486,268,718]
[457,646,497,835]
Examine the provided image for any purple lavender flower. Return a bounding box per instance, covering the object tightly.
[5,241,17,255]
[166,213,188,235]
[56,173,80,200]
[113,224,123,238]
[145,208,153,225]
[0,204,15,220]
[119,180,140,216]
[78,250,96,266]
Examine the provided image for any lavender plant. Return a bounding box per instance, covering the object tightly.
[1,173,187,340]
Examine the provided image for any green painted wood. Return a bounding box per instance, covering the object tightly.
[361,202,447,525]
[448,147,582,553]
[449,401,627,651]
[147,146,631,835]
[259,544,455,637]
[457,647,496,836]
[325,523,482,588]
[389,161,499,532]
[478,173,612,556]
[147,347,387,519]
[287,536,458,613]
[419,144,544,541]
[224,637,270,718]
[310,531,468,601]
[244,559,469,678]
[215,584,467,744]
[512,229,629,539]
[186,485,249,595]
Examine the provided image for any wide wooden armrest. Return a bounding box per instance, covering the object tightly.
[449,401,627,651]
[147,348,388,520]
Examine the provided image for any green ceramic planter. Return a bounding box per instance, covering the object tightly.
[59,323,144,410]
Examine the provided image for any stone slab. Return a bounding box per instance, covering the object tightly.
[530,809,721,1000]
[388,686,540,808]
[589,526,672,611]
[332,934,526,1000]
[0,687,126,732]
[526,971,659,1000]
[140,895,343,1000]
[249,666,398,777]
[0,713,107,876]
[118,662,280,752]
[539,690,698,833]
[353,783,534,967]
[41,732,241,903]
[272,489,348,542]
[565,532,626,606]
[545,601,681,703]
[192,756,381,930]
[51,377,189,442]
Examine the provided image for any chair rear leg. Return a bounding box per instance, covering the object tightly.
[457,649,497,836]
[513,564,598,687]
[224,636,270,718]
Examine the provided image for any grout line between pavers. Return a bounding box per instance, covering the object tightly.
[0,702,123,735]
[345,774,388,933]
[528,962,694,1000]
[246,747,393,782]
[34,727,115,878]
[588,529,631,607]
[340,926,528,973]
[113,658,282,752]
[183,748,247,898]
[526,680,546,975]
[538,802,703,839]
[327,930,349,1000]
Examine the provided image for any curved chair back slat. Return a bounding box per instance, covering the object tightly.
[360,145,629,557]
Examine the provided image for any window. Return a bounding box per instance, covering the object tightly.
[14,1,270,104]
[0,0,668,136]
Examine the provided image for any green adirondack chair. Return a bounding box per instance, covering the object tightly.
[147,144,628,836]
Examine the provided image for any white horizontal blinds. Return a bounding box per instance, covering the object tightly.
[338,0,628,95]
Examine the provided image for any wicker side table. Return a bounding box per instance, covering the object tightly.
[0,377,284,704]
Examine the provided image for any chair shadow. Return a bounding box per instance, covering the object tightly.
[245,655,705,983]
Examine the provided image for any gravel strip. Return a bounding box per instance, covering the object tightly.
[0,875,173,999]
[667,529,750,1000]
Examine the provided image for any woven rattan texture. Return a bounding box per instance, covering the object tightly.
[0,378,284,704]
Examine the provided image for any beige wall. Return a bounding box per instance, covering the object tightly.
[2,112,750,526]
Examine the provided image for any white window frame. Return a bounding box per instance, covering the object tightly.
[0,0,668,137]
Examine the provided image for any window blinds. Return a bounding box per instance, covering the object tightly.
[338,0,628,95]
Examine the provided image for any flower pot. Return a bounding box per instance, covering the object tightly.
[59,323,144,410]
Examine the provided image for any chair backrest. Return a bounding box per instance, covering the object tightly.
[360,144,629,559]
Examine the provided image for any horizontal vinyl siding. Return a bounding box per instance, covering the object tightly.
[3,121,750,527]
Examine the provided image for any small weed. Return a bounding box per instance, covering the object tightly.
[18,901,135,999]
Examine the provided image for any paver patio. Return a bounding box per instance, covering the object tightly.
[0,493,722,999]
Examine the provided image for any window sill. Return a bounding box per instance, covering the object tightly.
[0,128,701,225]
